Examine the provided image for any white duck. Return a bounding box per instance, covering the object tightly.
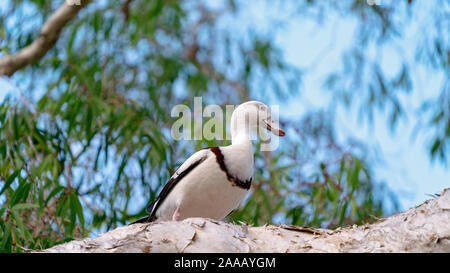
[133,101,285,223]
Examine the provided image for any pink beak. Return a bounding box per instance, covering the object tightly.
[264,120,285,137]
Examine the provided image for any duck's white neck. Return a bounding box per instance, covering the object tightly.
[231,130,252,145]
[230,115,253,146]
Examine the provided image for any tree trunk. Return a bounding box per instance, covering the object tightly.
[41,188,450,253]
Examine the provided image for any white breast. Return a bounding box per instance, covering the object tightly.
[221,142,254,179]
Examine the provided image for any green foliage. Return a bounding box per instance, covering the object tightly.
[0,0,446,252]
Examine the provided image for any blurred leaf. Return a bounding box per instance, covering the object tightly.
[0,169,20,195]
[12,203,39,211]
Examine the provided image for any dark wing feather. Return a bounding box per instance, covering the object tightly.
[129,200,157,224]
[146,200,156,214]
[146,154,208,221]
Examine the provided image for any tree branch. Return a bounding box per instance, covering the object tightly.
[40,188,450,253]
[0,0,92,77]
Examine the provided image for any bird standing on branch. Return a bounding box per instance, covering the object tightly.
[133,101,285,223]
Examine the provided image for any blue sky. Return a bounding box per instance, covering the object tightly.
[266,1,449,210]
[1,0,448,213]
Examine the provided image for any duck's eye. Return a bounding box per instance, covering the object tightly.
[259,105,266,111]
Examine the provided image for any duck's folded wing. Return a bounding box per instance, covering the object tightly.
[147,149,210,217]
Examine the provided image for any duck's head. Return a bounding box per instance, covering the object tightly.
[230,101,285,142]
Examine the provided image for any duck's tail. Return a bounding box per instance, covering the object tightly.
[130,215,157,225]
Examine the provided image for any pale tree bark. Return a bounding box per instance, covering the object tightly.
[0,0,92,77]
[41,188,450,253]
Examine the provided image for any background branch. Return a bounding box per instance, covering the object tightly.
[0,0,91,77]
